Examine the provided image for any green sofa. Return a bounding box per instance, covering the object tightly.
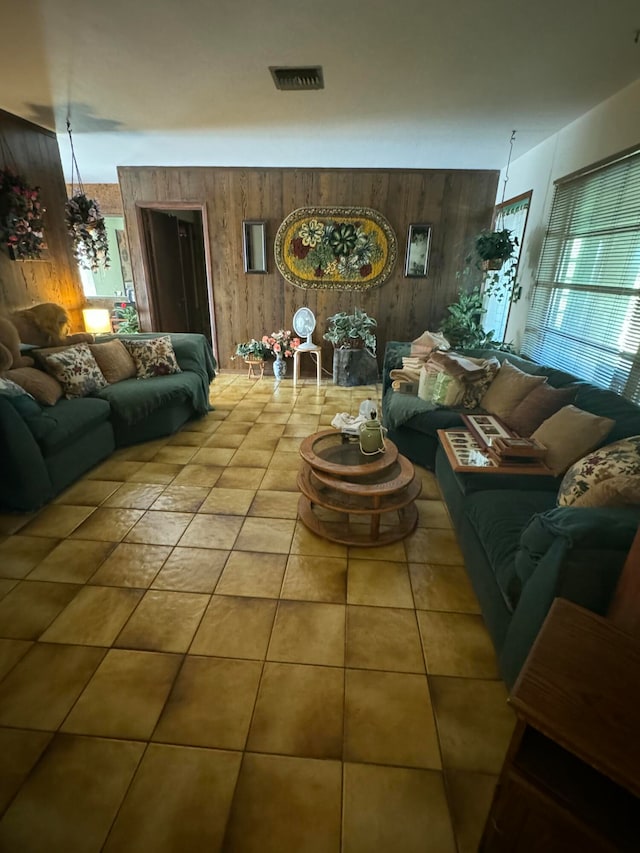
[0,333,216,513]
[382,342,640,686]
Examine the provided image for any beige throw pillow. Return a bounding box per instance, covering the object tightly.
[89,340,136,384]
[480,360,547,421]
[6,367,63,406]
[532,405,615,476]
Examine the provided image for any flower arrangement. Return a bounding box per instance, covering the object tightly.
[65,192,111,272]
[234,338,271,360]
[262,330,301,358]
[0,168,46,260]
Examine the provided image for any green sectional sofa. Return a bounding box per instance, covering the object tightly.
[0,333,216,513]
[382,342,640,686]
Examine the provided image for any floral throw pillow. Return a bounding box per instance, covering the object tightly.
[41,343,108,399]
[557,435,640,507]
[122,336,182,379]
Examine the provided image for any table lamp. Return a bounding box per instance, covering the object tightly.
[83,308,112,335]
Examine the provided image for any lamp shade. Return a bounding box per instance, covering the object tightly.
[83,308,112,335]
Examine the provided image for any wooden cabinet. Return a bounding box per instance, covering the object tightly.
[481,599,640,852]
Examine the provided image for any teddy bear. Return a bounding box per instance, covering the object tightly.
[9,303,94,348]
[0,315,34,372]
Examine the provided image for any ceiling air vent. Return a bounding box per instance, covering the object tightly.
[269,66,324,91]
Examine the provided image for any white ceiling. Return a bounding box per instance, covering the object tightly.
[1,0,639,182]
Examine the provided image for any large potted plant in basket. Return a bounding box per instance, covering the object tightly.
[323,307,378,386]
[474,228,517,271]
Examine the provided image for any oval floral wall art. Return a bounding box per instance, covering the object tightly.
[274,206,397,290]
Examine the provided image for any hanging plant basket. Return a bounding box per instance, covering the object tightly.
[481,258,504,271]
[65,192,111,272]
[0,168,46,260]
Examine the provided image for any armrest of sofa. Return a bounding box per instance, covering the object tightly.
[499,505,640,685]
[0,397,53,511]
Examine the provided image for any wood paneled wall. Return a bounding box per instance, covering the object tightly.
[118,166,498,368]
[0,110,85,330]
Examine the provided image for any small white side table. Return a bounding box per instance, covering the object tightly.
[293,345,322,387]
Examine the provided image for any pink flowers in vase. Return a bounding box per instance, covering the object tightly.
[262,330,301,358]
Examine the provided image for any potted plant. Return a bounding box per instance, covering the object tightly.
[440,287,513,351]
[323,307,378,386]
[234,339,271,360]
[65,192,111,272]
[474,228,518,271]
[114,304,140,334]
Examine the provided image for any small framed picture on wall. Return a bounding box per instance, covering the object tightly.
[404,224,432,278]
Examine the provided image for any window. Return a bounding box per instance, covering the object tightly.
[80,216,135,302]
[522,149,640,402]
[483,193,531,341]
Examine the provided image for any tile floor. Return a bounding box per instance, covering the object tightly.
[0,372,514,852]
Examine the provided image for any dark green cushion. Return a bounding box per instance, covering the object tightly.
[515,504,640,591]
[5,393,60,442]
[572,385,640,443]
[464,490,556,610]
[36,398,112,454]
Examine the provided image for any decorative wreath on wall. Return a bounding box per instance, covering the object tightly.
[0,168,46,260]
[274,206,397,290]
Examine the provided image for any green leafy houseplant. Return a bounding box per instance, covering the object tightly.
[475,228,518,268]
[440,287,513,351]
[114,304,140,334]
[323,308,377,354]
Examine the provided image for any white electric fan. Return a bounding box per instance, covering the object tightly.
[292,307,317,351]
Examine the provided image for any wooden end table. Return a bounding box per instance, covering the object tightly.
[480,598,640,851]
[297,429,420,546]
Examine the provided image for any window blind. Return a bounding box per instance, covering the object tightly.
[522,149,640,402]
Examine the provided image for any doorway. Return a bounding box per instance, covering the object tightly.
[139,206,216,353]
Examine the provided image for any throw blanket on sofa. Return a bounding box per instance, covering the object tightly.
[97,332,217,423]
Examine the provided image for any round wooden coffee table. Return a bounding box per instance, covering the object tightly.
[297,429,420,547]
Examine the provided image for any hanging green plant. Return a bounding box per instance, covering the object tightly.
[65,192,111,272]
[0,168,46,260]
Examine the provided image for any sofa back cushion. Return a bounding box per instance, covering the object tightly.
[89,339,136,384]
[505,383,577,437]
[532,405,615,476]
[572,384,640,443]
[480,360,547,421]
[6,366,63,405]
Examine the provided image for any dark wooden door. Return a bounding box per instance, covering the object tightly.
[141,208,213,344]
[141,208,188,333]
[177,216,212,343]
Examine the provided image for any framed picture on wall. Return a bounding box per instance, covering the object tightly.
[115,230,133,283]
[404,224,432,278]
